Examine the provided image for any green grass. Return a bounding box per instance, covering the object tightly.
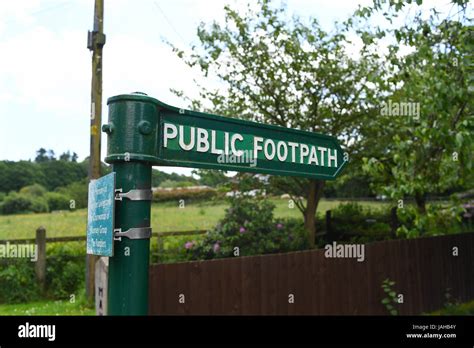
[0,198,387,240]
[429,300,474,315]
[0,300,95,316]
[0,210,87,239]
[3,298,472,316]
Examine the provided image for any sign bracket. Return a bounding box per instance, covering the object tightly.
[113,227,152,241]
[115,188,153,201]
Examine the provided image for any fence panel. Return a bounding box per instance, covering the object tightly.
[149,232,474,315]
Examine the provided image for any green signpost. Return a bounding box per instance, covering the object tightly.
[97,92,347,315]
[104,93,346,180]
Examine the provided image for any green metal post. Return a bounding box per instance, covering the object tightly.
[108,162,151,315]
[102,92,159,315]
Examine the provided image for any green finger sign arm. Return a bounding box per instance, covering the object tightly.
[103,93,347,180]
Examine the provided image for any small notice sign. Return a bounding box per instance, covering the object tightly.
[87,172,116,256]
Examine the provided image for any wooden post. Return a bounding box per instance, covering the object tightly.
[95,257,109,315]
[86,0,106,302]
[157,234,164,263]
[325,210,333,242]
[390,207,398,238]
[35,226,46,293]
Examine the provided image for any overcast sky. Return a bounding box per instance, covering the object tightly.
[0,0,458,176]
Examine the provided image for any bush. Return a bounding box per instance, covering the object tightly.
[184,197,309,261]
[323,201,466,242]
[396,203,465,238]
[159,180,195,188]
[46,242,85,299]
[0,259,41,303]
[430,300,474,315]
[153,187,218,203]
[0,192,49,214]
[325,202,393,243]
[45,192,70,211]
[151,234,207,264]
[56,179,88,209]
[19,184,47,197]
[0,242,85,303]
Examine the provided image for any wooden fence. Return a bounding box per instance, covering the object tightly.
[0,227,207,289]
[149,232,474,315]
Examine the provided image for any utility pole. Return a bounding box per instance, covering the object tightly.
[87,0,106,302]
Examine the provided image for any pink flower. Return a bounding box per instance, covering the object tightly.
[213,242,220,253]
[185,241,194,250]
[239,226,246,233]
[276,223,283,229]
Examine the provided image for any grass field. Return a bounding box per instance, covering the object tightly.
[0,300,94,315]
[0,198,387,240]
[1,298,472,316]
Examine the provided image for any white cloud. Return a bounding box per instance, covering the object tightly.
[1,0,465,167]
[0,0,41,35]
[0,27,90,114]
[103,33,198,107]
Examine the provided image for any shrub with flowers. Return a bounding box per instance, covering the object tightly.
[183,197,308,260]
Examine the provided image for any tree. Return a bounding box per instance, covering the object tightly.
[151,169,197,187]
[38,160,88,191]
[35,148,49,163]
[171,0,384,247]
[357,0,473,214]
[35,148,57,162]
[47,149,56,161]
[59,151,79,162]
[192,169,229,187]
[0,161,46,193]
[59,151,71,162]
[0,154,89,194]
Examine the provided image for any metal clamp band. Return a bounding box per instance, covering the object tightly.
[115,188,152,201]
[113,227,152,241]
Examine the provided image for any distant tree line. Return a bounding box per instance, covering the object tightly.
[0,149,201,214]
[0,151,87,193]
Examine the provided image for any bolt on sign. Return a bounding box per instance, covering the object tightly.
[103,94,347,180]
